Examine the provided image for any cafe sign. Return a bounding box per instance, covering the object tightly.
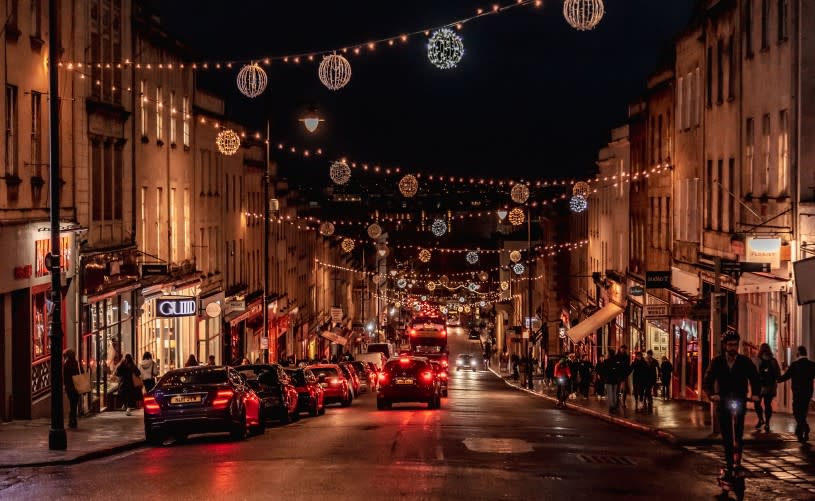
[745,237,781,269]
[156,296,197,318]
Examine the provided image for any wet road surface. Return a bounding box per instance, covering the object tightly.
[1,327,812,500]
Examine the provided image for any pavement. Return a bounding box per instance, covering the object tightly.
[491,364,803,445]
[0,409,145,468]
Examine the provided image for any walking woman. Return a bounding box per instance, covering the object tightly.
[139,352,159,392]
[754,343,781,432]
[115,354,141,415]
[63,349,81,428]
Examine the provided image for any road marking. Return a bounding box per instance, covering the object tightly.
[462,438,534,453]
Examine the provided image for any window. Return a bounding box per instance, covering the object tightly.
[169,91,176,145]
[677,77,684,131]
[777,0,788,41]
[184,189,190,259]
[140,80,148,137]
[156,187,163,258]
[716,39,724,103]
[762,113,771,193]
[706,47,713,106]
[6,0,18,31]
[91,142,102,220]
[728,34,735,100]
[89,142,121,222]
[89,0,122,103]
[5,85,17,175]
[717,160,724,232]
[745,0,754,57]
[103,143,112,220]
[156,86,163,141]
[657,114,663,163]
[706,160,713,229]
[778,109,789,195]
[30,91,42,175]
[141,187,147,250]
[182,96,190,147]
[170,187,177,263]
[728,159,736,232]
[30,0,41,39]
[694,67,701,125]
[761,0,769,50]
[114,146,122,219]
[745,118,755,194]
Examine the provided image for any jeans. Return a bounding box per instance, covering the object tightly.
[605,384,618,411]
[754,395,774,426]
[67,390,79,427]
[792,391,812,438]
[718,400,747,471]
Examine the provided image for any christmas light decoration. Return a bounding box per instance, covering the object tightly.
[570,194,588,213]
[397,278,408,289]
[421,295,428,301]
[318,53,352,90]
[427,281,436,291]
[372,274,385,286]
[511,183,530,204]
[414,304,421,312]
[563,0,605,31]
[509,250,522,263]
[466,251,479,264]
[572,181,590,198]
[215,129,240,156]
[319,222,335,236]
[376,243,389,257]
[478,271,489,282]
[459,296,466,303]
[513,263,525,275]
[341,238,355,253]
[367,223,383,239]
[398,174,419,197]
[394,301,401,308]
[464,306,471,313]
[441,307,448,314]
[500,281,509,291]
[479,301,486,307]
[329,160,352,185]
[431,219,447,237]
[439,275,449,285]
[497,209,508,221]
[427,28,464,69]
[508,207,525,226]
[418,248,432,263]
[236,63,268,98]
[467,282,478,292]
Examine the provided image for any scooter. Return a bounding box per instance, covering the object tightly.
[716,398,746,501]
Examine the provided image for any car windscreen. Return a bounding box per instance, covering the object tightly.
[384,360,427,373]
[350,362,366,373]
[238,369,278,383]
[157,368,228,388]
[311,367,338,379]
[287,371,307,386]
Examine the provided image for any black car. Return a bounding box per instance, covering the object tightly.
[235,364,300,424]
[143,366,263,444]
[377,356,441,410]
[468,329,481,340]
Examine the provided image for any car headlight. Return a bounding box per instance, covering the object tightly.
[456,360,462,365]
[470,360,476,366]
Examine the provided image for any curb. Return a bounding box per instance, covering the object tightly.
[0,439,145,469]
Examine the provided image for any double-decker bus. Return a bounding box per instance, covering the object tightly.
[408,315,449,367]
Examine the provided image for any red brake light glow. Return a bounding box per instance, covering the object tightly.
[400,356,410,364]
[212,389,234,408]
[143,396,160,414]
[421,371,434,382]
[328,377,339,385]
[409,329,417,337]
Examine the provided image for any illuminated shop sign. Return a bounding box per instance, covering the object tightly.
[156,296,197,317]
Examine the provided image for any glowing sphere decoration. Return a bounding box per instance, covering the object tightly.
[513,263,526,275]
[500,280,509,291]
[465,251,479,264]
[467,282,478,292]
[421,295,428,302]
[398,174,419,198]
[441,307,448,314]
[427,28,464,70]
[418,248,432,263]
[509,250,522,263]
[236,63,268,98]
[459,296,466,303]
[479,301,486,307]
[457,305,464,312]
[572,181,590,198]
[376,243,389,257]
[318,53,352,90]
[431,219,448,237]
[372,274,385,286]
[394,301,401,308]
[563,0,605,31]
[329,160,352,185]
[511,183,530,204]
[570,194,588,213]
[215,129,240,156]
[508,207,525,226]
[439,275,449,285]
[367,223,383,240]
[397,278,408,289]
[478,271,489,282]
[427,281,436,291]
[414,304,421,312]
[341,238,355,253]
[464,306,471,313]
[319,222,335,236]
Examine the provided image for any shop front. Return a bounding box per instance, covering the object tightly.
[627,279,645,352]
[137,281,201,374]
[223,298,262,365]
[198,290,224,365]
[644,296,670,361]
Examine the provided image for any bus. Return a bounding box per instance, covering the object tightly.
[408,315,449,367]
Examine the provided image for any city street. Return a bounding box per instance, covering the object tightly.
[1,328,811,500]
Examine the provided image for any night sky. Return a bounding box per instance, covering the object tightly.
[158,0,695,182]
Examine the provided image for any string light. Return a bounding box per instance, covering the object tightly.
[427,28,464,69]
[236,62,268,98]
[318,52,352,90]
[329,160,352,185]
[478,271,489,281]
[215,129,240,155]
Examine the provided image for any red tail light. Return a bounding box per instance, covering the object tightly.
[441,360,449,367]
[409,329,417,337]
[378,372,389,385]
[400,356,410,364]
[212,389,234,408]
[143,396,161,414]
[328,377,339,385]
[421,371,434,382]
[439,372,448,379]
[441,330,447,336]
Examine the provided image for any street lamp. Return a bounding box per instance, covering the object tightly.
[299,107,324,133]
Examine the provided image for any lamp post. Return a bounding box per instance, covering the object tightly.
[262,119,271,363]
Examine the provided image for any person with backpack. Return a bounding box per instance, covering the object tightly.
[753,343,781,432]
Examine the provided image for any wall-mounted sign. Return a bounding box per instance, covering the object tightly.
[745,237,781,269]
[14,264,32,280]
[205,302,222,318]
[630,285,644,296]
[156,296,197,317]
[643,304,669,318]
[226,299,246,312]
[141,264,168,277]
[645,271,671,289]
[330,307,344,323]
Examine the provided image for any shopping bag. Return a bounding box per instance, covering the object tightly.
[72,371,91,394]
[132,373,144,389]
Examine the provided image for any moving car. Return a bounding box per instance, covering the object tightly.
[143,366,262,444]
[235,364,300,424]
[309,364,352,406]
[429,360,448,397]
[455,354,477,372]
[377,355,441,410]
[285,368,325,417]
[468,329,481,340]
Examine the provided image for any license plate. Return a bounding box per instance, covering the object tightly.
[319,383,328,388]
[170,395,202,404]
[396,378,414,385]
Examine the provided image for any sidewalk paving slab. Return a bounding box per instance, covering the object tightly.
[0,410,145,468]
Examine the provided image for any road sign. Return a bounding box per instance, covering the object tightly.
[643,304,669,318]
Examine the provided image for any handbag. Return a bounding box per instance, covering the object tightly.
[72,371,91,394]
[132,372,144,389]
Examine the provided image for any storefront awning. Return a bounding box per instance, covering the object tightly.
[320,330,348,346]
[567,302,624,343]
[736,272,789,295]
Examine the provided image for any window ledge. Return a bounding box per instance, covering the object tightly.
[156,139,164,147]
[170,142,177,149]
[183,145,190,152]
[3,174,22,187]
[141,135,149,144]
[4,23,20,42]
[29,35,44,51]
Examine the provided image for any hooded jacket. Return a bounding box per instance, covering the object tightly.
[139,359,158,380]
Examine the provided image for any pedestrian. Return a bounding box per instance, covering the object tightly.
[511,353,520,380]
[643,350,659,412]
[525,349,535,389]
[659,356,673,400]
[603,348,620,413]
[185,354,199,367]
[63,349,81,428]
[545,355,556,387]
[615,345,632,408]
[631,351,648,412]
[139,352,159,392]
[594,354,606,398]
[753,343,781,432]
[500,350,509,373]
[115,354,142,416]
[554,357,571,407]
[241,357,251,365]
[776,345,815,442]
[578,354,592,398]
[566,352,579,398]
[207,355,216,365]
[702,332,760,478]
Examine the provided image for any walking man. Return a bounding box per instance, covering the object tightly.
[659,356,673,400]
[578,354,593,398]
[777,346,815,442]
[603,349,620,413]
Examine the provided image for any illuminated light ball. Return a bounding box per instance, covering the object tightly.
[215,129,240,156]
[341,238,355,253]
[500,280,509,291]
[418,248,432,263]
[372,274,385,286]
[459,296,466,303]
[478,271,489,282]
[427,281,437,291]
[398,174,419,197]
[513,263,525,275]
[457,305,464,312]
[236,62,268,98]
[465,251,479,264]
[570,194,588,213]
[367,223,383,239]
[511,183,530,204]
[563,0,605,31]
[509,250,522,263]
[414,304,421,312]
[439,275,449,285]
[421,295,428,302]
[329,160,352,185]
[479,301,486,307]
[389,269,398,276]
[464,306,471,313]
[397,278,407,289]
[318,52,352,90]
[319,222,335,236]
[376,243,389,257]
[572,181,590,198]
[427,28,464,70]
[441,307,448,314]
[394,301,401,308]
[431,219,447,237]
[467,282,477,292]
[508,207,525,226]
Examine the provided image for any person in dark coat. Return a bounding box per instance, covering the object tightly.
[594,355,606,397]
[115,354,141,416]
[643,350,659,411]
[566,352,579,397]
[631,352,649,412]
[659,356,673,400]
[63,349,81,428]
[603,349,620,412]
[777,345,815,442]
[578,355,593,398]
[753,343,781,432]
[615,345,632,408]
[185,354,199,367]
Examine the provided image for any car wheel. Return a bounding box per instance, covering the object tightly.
[292,409,301,422]
[230,411,248,441]
[341,395,351,407]
[428,398,436,409]
[318,402,326,415]
[279,406,291,424]
[435,395,442,409]
[173,432,189,442]
[377,398,386,410]
[145,428,164,446]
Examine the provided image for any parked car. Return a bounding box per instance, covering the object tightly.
[143,366,262,444]
[429,360,448,397]
[350,361,376,392]
[235,364,300,424]
[339,362,361,396]
[377,356,441,410]
[356,352,387,372]
[285,368,325,417]
[309,364,352,406]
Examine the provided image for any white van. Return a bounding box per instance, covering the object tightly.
[356,352,387,371]
[366,342,395,361]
